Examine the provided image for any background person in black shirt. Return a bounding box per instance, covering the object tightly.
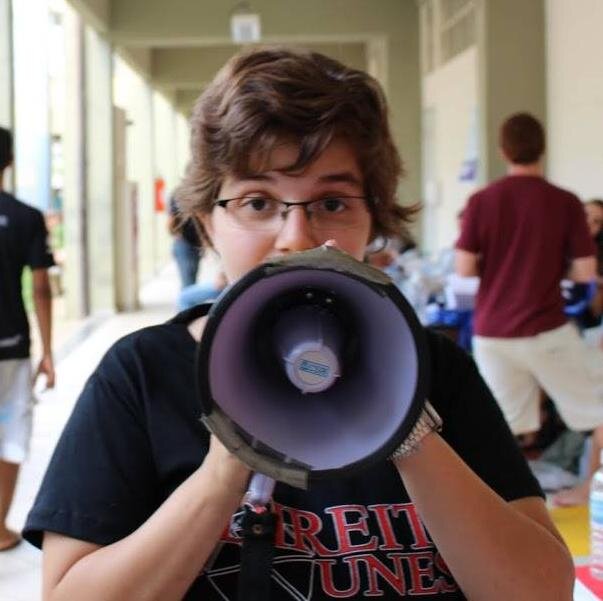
[0,127,55,551]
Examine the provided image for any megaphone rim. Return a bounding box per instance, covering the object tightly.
[195,253,431,484]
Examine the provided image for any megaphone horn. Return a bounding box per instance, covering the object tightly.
[196,246,429,495]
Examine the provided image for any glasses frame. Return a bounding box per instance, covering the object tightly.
[214,194,374,209]
[213,195,374,221]
[212,195,375,232]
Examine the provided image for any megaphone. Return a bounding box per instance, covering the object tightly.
[196,246,429,496]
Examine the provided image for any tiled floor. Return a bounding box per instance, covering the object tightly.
[0,263,179,601]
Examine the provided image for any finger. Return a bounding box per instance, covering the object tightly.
[46,371,56,389]
[42,362,56,388]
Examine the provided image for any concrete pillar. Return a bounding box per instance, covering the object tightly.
[477,0,546,182]
[84,25,115,314]
[175,112,190,179]
[113,105,140,311]
[152,90,179,266]
[389,28,422,213]
[0,0,14,191]
[114,58,155,284]
[62,7,89,318]
[546,0,603,197]
[0,0,13,128]
[12,0,51,210]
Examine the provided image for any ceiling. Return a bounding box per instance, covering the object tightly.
[66,0,423,204]
[68,0,419,114]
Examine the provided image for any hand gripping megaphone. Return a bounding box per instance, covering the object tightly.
[196,246,429,499]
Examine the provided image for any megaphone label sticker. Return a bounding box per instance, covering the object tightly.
[299,359,330,379]
[287,349,339,392]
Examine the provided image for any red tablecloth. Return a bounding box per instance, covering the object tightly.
[576,565,603,599]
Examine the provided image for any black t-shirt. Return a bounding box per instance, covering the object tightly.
[24,305,543,600]
[0,192,55,360]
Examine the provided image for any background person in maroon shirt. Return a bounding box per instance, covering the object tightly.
[455,112,603,506]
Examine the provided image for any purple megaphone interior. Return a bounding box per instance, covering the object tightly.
[208,269,419,471]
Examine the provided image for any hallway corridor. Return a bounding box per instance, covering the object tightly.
[0,262,180,601]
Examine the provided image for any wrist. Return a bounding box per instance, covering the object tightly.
[390,401,443,463]
[202,446,252,496]
[391,429,440,469]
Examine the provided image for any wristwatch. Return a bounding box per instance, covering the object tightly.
[389,401,443,460]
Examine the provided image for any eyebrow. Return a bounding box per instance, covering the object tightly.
[317,172,363,186]
[235,171,363,186]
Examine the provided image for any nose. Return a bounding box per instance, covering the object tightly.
[274,205,319,253]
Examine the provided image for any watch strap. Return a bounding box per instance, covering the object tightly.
[390,401,443,460]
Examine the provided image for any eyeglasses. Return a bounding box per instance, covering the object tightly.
[213,195,373,232]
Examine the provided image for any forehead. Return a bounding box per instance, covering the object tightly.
[226,138,364,188]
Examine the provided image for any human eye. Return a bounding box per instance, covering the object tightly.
[315,196,350,213]
[237,196,277,213]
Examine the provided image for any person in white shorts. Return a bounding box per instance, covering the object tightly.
[0,127,55,551]
[0,361,35,464]
[473,324,603,436]
[456,113,602,506]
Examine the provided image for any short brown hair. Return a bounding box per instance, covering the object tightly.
[177,47,415,244]
[499,112,545,164]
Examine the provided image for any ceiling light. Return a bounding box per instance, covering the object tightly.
[230,1,261,44]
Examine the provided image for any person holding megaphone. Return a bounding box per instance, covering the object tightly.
[24,48,573,600]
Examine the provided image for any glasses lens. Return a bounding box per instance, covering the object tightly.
[220,196,369,231]
[310,197,369,231]
[225,197,280,230]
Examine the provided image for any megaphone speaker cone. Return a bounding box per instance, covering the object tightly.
[196,246,429,489]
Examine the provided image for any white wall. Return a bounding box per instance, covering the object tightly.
[546,0,603,200]
[421,46,479,253]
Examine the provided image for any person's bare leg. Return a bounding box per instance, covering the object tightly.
[0,459,21,550]
[553,425,603,507]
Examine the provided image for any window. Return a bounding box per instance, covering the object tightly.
[440,0,476,63]
[420,0,476,72]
